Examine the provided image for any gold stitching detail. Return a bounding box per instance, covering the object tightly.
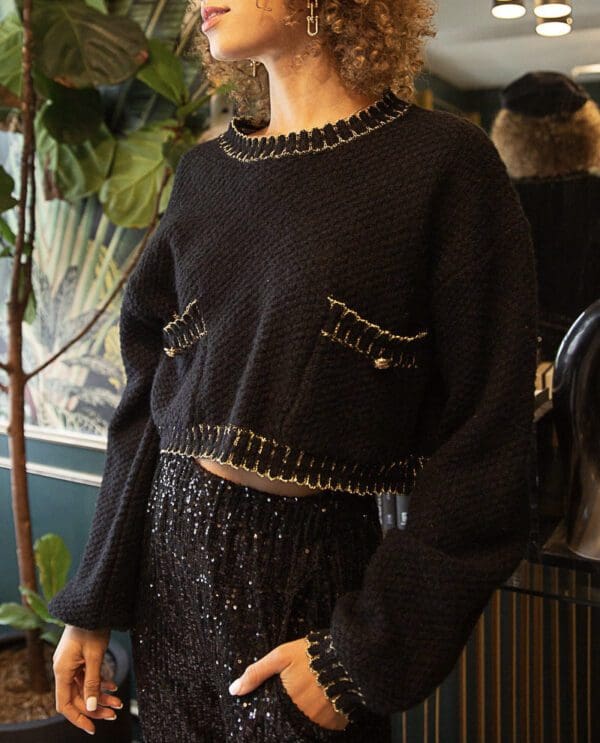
[305,633,369,716]
[158,421,428,497]
[304,638,351,723]
[321,295,428,370]
[320,329,417,369]
[162,299,207,357]
[163,300,198,333]
[217,99,411,163]
[326,295,428,343]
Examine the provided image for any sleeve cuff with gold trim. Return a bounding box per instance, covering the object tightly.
[304,628,369,723]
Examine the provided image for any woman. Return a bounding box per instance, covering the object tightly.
[49,0,538,740]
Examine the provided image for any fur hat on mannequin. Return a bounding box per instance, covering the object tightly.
[490,71,600,179]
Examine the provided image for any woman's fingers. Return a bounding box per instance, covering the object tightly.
[53,625,114,734]
[73,668,123,711]
[82,647,104,712]
[70,689,119,721]
[97,689,123,710]
[54,668,97,736]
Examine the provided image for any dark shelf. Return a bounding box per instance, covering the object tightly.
[502,520,600,607]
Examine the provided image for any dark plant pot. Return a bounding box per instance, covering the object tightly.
[0,630,132,742]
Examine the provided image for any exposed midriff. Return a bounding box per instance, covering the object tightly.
[194,456,325,497]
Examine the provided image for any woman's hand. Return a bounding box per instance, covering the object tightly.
[228,637,349,731]
[52,624,123,735]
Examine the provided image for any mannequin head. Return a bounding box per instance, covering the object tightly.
[189,0,436,121]
[491,71,600,179]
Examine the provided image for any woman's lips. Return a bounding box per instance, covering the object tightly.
[201,9,230,32]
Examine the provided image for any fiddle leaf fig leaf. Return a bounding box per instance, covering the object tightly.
[23,283,36,324]
[136,39,187,106]
[41,627,63,644]
[34,533,72,601]
[36,109,116,201]
[162,134,195,171]
[176,93,210,123]
[39,85,104,144]
[0,215,16,247]
[19,586,53,623]
[0,602,41,630]
[105,0,130,15]
[85,0,107,12]
[32,0,149,88]
[0,165,17,212]
[0,13,22,104]
[99,120,175,228]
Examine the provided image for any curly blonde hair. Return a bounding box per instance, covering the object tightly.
[189,0,437,122]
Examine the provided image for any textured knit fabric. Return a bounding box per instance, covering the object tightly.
[48,88,539,716]
[131,451,390,741]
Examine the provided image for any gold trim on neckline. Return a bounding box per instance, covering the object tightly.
[218,88,411,163]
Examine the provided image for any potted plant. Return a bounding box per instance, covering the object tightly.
[0,534,132,741]
[0,0,229,735]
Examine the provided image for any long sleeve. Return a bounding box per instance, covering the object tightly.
[305,123,539,717]
[45,149,195,631]
[47,226,174,631]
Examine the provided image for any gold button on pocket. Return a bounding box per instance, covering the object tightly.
[280,294,431,441]
[373,356,392,370]
[320,295,429,371]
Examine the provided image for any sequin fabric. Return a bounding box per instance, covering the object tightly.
[131,452,392,742]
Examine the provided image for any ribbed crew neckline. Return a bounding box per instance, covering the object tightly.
[218,87,411,162]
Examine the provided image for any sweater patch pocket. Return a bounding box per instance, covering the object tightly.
[320,294,429,370]
[162,298,206,357]
[279,293,432,450]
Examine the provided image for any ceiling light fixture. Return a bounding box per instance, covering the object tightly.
[534,0,572,19]
[571,64,600,81]
[491,0,527,19]
[535,13,573,36]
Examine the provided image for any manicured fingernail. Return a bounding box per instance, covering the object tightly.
[111,702,124,709]
[84,729,95,735]
[86,696,97,711]
[228,677,242,695]
[107,714,117,721]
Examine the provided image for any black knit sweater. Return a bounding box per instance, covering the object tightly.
[48,89,538,718]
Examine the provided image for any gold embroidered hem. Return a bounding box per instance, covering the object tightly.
[158,422,428,497]
[304,630,367,722]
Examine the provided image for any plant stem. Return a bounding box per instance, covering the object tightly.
[7,0,50,695]
[174,5,202,56]
[145,0,169,38]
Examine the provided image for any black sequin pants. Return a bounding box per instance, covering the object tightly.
[131,452,392,742]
